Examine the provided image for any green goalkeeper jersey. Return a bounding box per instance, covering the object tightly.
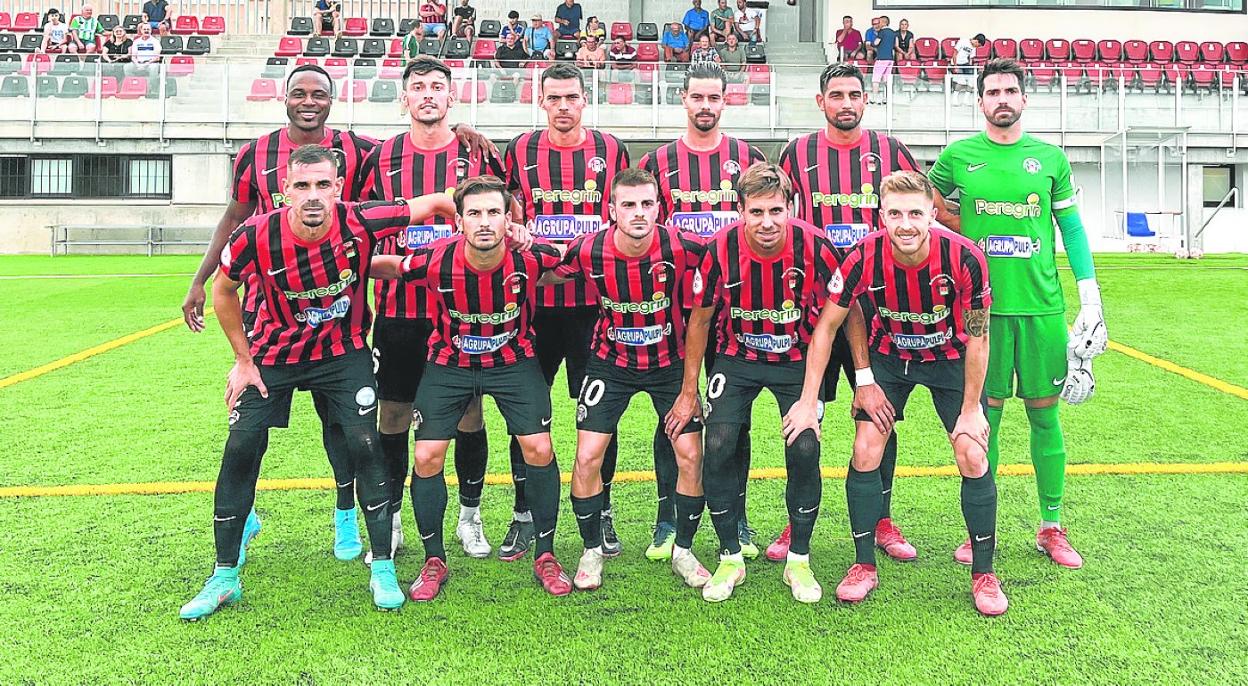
[929,132,1076,316]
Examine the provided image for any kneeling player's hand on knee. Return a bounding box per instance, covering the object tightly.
[852,383,895,435]
[664,389,701,440]
[1061,350,1095,405]
[951,408,989,452]
[781,399,821,446]
[225,359,267,409]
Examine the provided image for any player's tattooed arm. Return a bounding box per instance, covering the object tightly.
[963,306,990,338]
[933,190,961,232]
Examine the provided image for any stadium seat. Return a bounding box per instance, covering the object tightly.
[324,57,348,79]
[359,38,385,58]
[1071,39,1095,63]
[0,12,10,31]
[749,84,769,106]
[172,15,199,35]
[636,42,659,62]
[50,54,80,76]
[116,76,147,99]
[1109,62,1135,88]
[305,37,331,57]
[263,56,288,79]
[1200,41,1225,63]
[1162,63,1188,92]
[1,74,29,97]
[478,19,501,38]
[379,58,403,79]
[184,36,211,55]
[1122,40,1148,63]
[746,43,766,64]
[445,38,471,59]
[167,55,194,77]
[388,38,404,57]
[201,16,226,35]
[1216,64,1238,91]
[472,39,496,60]
[1226,42,1247,65]
[0,32,16,54]
[1149,40,1173,63]
[634,83,654,105]
[1175,40,1199,64]
[519,79,534,103]
[1031,63,1057,91]
[1098,39,1122,63]
[35,75,58,97]
[664,62,688,84]
[458,80,486,103]
[352,58,376,79]
[1085,63,1111,90]
[14,12,39,32]
[1190,63,1216,90]
[344,17,368,37]
[636,22,659,42]
[745,63,770,85]
[289,16,314,36]
[940,37,958,61]
[59,74,88,98]
[160,35,184,54]
[915,37,939,62]
[1059,63,1085,90]
[0,55,20,75]
[97,14,119,31]
[22,53,51,76]
[992,38,1017,60]
[277,36,303,57]
[298,58,322,67]
[337,78,365,101]
[1137,63,1163,91]
[491,80,518,103]
[369,78,397,102]
[146,76,176,98]
[921,62,947,90]
[1045,39,1070,62]
[610,22,633,41]
[658,83,677,105]
[86,75,118,98]
[398,18,420,35]
[724,82,748,105]
[419,37,442,56]
[17,33,42,53]
[247,78,279,101]
[444,59,464,68]
[122,14,142,32]
[974,41,991,61]
[1019,39,1044,62]
[1125,212,1154,238]
[332,38,358,57]
[370,17,395,36]
[556,40,577,60]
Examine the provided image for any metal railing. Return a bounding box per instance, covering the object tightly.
[5,0,273,35]
[50,223,212,255]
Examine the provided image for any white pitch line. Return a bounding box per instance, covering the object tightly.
[0,273,198,280]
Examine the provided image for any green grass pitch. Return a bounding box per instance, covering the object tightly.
[0,254,1245,684]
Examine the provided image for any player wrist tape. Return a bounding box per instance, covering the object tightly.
[855,368,876,386]
[1077,279,1102,308]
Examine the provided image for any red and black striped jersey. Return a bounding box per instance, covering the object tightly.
[231,127,379,319]
[779,129,919,253]
[554,225,705,370]
[221,201,412,366]
[831,227,991,362]
[399,237,562,369]
[693,218,840,364]
[358,133,506,320]
[504,128,630,308]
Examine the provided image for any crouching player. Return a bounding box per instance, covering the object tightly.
[542,169,712,591]
[373,175,573,601]
[783,171,1008,616]
[180,145,457,619]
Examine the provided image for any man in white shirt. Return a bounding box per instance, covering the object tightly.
[733,0,761,44]
[952,33,986,105]
[128,22,163,76]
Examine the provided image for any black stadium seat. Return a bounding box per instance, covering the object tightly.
[1,75,29,98]
[353,57,376,79]
[18,34,42,53]
[361,38,386,57]
[332,37,359,57]
[51,54,80,75]
[445,38,471,59]
[98,14,119,31]
[398,18,420,35]
[746,43,766,64]
[419,37,442,55]
[665,84,681,105]
[749,85,769,106]
[0,34,18,52]
[290,16,314,36]
[184,36,211,55]
[636,22,658,42]
[369,79,397,102]
[59,74,88,98]
[478,19,501,38]
[264,57,288,79]
[555,40,577,60]
[305,36,331,57]
[370,17,395,36]
[0,54,21,75]
[146,76,177,98]
[36,75,58,97]
[160,35,184,54]
[491,80,517,103]
[634,83,654,105]
[122,14,142,32]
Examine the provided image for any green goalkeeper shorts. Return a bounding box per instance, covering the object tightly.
[986,313,1069,400]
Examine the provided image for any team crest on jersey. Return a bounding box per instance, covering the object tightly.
[451,157,471,181]
[587,156,607,173]
[931,273,954,296]
[783,267,805,295]
[507,271,527,294]
[339,237,360,259]
[861,152,881,174]
[1023,157,1043,174]
[722,159,742,176]
[649,261,674,284]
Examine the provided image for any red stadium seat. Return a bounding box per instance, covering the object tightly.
[388,38,404,57]
[86,76,119,98]
[1019,39,1044,62]
[1137,63,1163,91]
[992,38,1017,60]
[379,58,403,79]
[607,82,633,104]
[1060,62,1085,87]
[1123,40,1148,63]
[610,22,632,41]
[922,62,947,87]
[1190,62,1216,89]
[725,82,748,105]
[1200,41,1225,63]
[1217,64,1238,90]
[636,42,659,62]
[0,13,11,31]
[1098,40,1122,63]
[324,57,348,79]
[745,63,770,85]
[1109,62,1135,86]
[201,16,226,35]
[635,62,658,81]
[1149,40,1174,63]
[1071,40,1096,63]
[1031,63,1057,89]
[1162,63,1188,90]
[296,57,320,66]
[14,12,40,32]
[974,41,991,61]
[1045,39,1070,62]
[472,39,496,60]
[914,37,939,62]
[167,55,195,77]
[897,61,921,87]
[940,37,958,60]
[338,78,366,102]
[22,53,51,76]
[117,76,148,99]
[457,80,486,103]
[519,79,534,104]
[276,36,302,57]
[172,15,198,35]
[1226,42,1248,65]
[247,78,278,101]
[444,59,465,68]
[344,17,368,37]
[1175,41,1199,64]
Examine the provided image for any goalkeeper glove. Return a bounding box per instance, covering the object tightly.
[1061,343,1096,405]
[1070,279,1107,359]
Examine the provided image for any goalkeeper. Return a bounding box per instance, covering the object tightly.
[928,58,1105,570]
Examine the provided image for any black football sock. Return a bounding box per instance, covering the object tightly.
[213,429,265,567]
[736,426,752,525]
[341,425,395,562]
[411,471,448,561]
[879,432,898,520]
[454,428,489,508]
[653,424,678,525]
[784,429,822,556]
[674,492,705,549]
[601,433,618,511]
[961,472,998,575]
[509,436,528,515]
[846,465,882,566]
[704,423,743,555]
[571,491,604,549]
[378,431,408,516]
[525,459,561,557]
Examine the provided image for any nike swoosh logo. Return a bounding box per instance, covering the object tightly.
[966,163,988,172]
[710,509,728,516]
[466,478,484,485]
[541,417,552,427]
[539,529,555,538]
[868,284,886,292]
[524,164,539,171]
[359,405,376,415]
[337,481,353,488]
[797,506,817,514]
[422,532,435,540]
[213,515,237,522]
[1052,377,1066,386]
[804,164,819,173]
[1047,505,1061,511]
[436,286,456,293]
[688,513,701,521]
[657,496,668,502]
[366,501,388,512]
[667,169,681,177]
[724,280,743,289]
[852,530,871,539]
[262,167,279,175]
[975,534,993,542]
[575,513,594,520]
[387,168,402,176]
[267,267,288,276]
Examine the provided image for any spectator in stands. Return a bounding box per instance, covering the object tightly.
[312,0,342,38]
[495,30,529,74]
[895,18,915,61]
[419,2,448,41]
[402,21,425,59]
[952,33,986,104]
[40,9,74,54]
[128,22,162,76]
[527,14,555,60]
[734,0,762,44]
[101,25,132,78]
[69,4,104,54]
[863,17,880,62]
[871,15,896,101]
[582,16,606,44]
[683,0,711,42]
[609,36,636,68]
[554,0,583,40]
[141,0,173,35]
[718,32,745,77]
[662,22,691,63]
[690,34,721,67]
[452,0,476,40]
[576,35,606,69]
[835,15,862,60]
[500,10,526,52]
[709,0,735,43]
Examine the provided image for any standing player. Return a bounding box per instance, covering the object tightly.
[502,63,630,561]
[638,63,766,562]
[373,176,572,600]
[357,57,513,561]
[774,61,932,564]
[665,163,871,604]
[543,169,711,591]
[783,171,1007,616]
[179,146,457,619]
[929,58,1106,568]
